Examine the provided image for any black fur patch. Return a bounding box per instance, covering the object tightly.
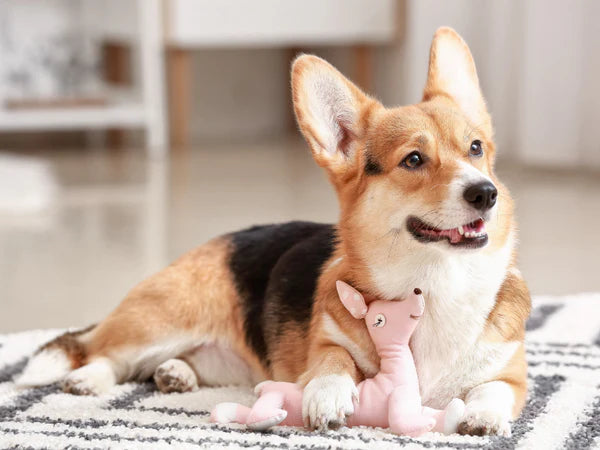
[263,226,336,343]
[364,154,383,175]
[228,222,335,364]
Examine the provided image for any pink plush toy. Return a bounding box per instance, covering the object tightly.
[211,282,465,436]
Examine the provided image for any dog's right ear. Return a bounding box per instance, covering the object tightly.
[336,280,368,319]
[292,55,374,175]
[423,27,490,133]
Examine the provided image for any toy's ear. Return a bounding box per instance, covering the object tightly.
[336,280,368,319]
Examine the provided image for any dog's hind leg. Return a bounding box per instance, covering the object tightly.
[18,273,205,395]
[19,307,203,395]
[154,358,199,393]
[59,326,201,395]
[16,325,95,388]
[18,237,266,395]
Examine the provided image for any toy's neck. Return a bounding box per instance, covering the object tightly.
[376,343,415,383]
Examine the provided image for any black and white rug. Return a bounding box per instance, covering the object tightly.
[1,293,600,449]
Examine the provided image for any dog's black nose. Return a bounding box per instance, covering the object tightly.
[463,181,498,211]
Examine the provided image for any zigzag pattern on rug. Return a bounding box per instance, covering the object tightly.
[1,293,600,449]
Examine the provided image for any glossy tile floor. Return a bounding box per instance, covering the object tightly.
[1,137,599,332]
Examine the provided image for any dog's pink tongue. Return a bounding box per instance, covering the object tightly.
[465,218,486,234]
[449,228,462,244]
[439,228,463,244]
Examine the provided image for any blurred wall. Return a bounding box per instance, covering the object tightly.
[189,49,290,142]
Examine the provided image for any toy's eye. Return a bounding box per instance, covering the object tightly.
[401,151,424,170]
[372,314,386,328]
[469,140,483,157]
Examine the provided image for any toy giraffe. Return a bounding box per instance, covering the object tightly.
[211,281,465,437]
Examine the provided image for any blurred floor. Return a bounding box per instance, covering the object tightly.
[0,137,599,332]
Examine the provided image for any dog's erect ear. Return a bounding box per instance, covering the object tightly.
[336,280,368,319]
[423,27,490,130]
[292,55,372,174]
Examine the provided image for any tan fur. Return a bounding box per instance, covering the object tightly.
[483,269,531,344]
[269,324,310,382]
[497,344,528,418]
[298,255,375,386]
[481,268,531,419]
[83,237,268,381]
[266,245,379,385]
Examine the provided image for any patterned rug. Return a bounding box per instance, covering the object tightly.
[1,293,600,449]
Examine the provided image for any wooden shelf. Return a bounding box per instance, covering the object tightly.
[0,0,167,156]
[0,104,147,131]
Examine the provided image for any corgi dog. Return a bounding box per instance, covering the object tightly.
[18,27,530,437]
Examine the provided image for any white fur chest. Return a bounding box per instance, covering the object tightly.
[369,234,516,408]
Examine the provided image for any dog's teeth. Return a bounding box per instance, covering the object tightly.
[466,230,485,238]
[458,226,464,236]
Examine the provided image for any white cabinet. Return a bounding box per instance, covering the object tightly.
[163,0,398,147]
[165,0,397,47]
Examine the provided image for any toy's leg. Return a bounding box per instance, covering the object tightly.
[246,390,288,431]
[254,380,274,395]
[422,398,465,434]
[421,407,445,433]
[388,386,435,437]
[211,402,251,424]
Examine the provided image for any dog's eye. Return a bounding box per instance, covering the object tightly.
[469,140,483,157]
[401,151,424,170]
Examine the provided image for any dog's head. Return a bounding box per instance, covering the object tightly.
[292,27,513,264]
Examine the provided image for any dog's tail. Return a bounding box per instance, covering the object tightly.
[15,325,95,387]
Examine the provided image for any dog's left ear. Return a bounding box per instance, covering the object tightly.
[423,27,491,132]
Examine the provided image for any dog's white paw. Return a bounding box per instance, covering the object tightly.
[302,374,358,430]
[457,403,512,437]
[62,358,116,396]
[443,398,466,434]
[154,359,198,393]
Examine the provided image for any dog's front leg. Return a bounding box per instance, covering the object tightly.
[458,346,527,437]
[458,380,515,436]
[299,344,361,431]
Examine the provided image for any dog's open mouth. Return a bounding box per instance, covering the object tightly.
[406,216,488,248]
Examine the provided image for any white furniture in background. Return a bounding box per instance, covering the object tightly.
[166,0,397,46]
[0,0,168,157]
[0,0,398,155]
[163,0,399,148]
